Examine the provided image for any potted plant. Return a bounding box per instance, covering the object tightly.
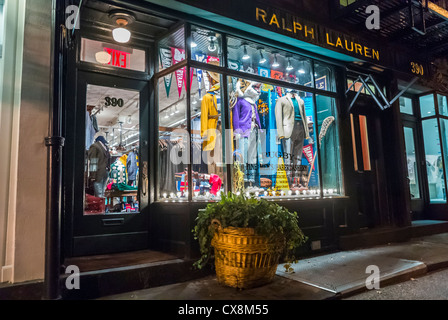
[193,192,308,289]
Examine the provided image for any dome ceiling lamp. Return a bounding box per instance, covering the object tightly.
[109,10,136,44]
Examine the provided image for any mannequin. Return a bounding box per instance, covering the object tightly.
[232,79,262,187]
[86,105,99,150]
[127,147,138,186]
[275,89,309,186]
[201,69,222,176]
[88,132,111,198]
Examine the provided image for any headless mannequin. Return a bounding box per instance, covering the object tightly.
[276,89,309,187]
[233,80,262,187]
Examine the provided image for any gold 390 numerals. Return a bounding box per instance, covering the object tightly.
[410,62,424,76]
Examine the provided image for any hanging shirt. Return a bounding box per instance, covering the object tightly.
[200,91,219,151]
[292,97,302,122]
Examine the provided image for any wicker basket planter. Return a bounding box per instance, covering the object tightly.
[192,193,307,290]
[211,219,284,289]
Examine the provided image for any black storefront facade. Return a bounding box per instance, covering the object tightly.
[52,0,448,298]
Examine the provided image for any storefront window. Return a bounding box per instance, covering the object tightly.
[400,96,413,115]
[422,119,446,203]
[420,94,436,118]
[80,38,146,72]
[228,76,327,198]
[191,26,223,67]
[158,26,185,72]
[403,127,420,199]
[84,85,140,215]
[314,62,336,92]
[155,24,343,201]
[190,68,226,200]
[438,94,448,116]
[158,69,189,200]
[316,95,342,195]
[226,36,313,87]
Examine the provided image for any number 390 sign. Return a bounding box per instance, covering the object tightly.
[105,97,124,108]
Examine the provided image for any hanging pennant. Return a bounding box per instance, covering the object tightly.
[171,47,186,98]
[159,48,173,98]
[302,144,314,171]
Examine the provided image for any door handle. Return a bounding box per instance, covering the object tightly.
[102,218,124,226]
[142,161,148,196]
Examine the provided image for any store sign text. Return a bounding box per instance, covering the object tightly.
[104,48,130,69]
[255,7,380,62]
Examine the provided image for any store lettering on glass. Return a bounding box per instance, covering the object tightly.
[104,48,130,69]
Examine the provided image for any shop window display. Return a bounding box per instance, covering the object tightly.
[190,68,226,200]
[226,36,313,87]
[316,95,342,195]
[191,26,223,67]
[228,76,335,198]
[84,85,140,215]
[158,26,185,72]
[158,70,190,200]
[155,26,343,201]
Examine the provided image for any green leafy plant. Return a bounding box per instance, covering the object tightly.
[192,192,308,270]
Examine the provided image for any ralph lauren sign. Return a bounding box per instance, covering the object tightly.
[176,0,428,77]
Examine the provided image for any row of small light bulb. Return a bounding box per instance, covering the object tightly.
[161,189,338,199]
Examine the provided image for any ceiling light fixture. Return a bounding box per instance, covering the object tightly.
[242,45,250,60]
[298,69,306,74]
[208,34,217,52]
[191,33,198,48]
[109,10,136,44]
[272,53,279,68]
[286,58,293,71]
[258,48,266,64]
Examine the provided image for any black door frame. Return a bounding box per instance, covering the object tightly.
[401,117,427,220]
[62,30,155,257]
[69,71,150,256]
[347,93,390,229]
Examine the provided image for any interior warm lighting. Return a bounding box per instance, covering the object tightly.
[95,51,112,64]
[109,11,136,44]
[113,27,131,43]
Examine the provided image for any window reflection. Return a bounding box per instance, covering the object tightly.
[84,85,140,215]
[422,119,446,203]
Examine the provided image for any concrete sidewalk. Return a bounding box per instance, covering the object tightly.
[99,232,448,300]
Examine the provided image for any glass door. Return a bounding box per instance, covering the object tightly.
[402,122,425,219]
[72,71,149,256]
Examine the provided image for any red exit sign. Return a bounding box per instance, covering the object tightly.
[104,48,130,69]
